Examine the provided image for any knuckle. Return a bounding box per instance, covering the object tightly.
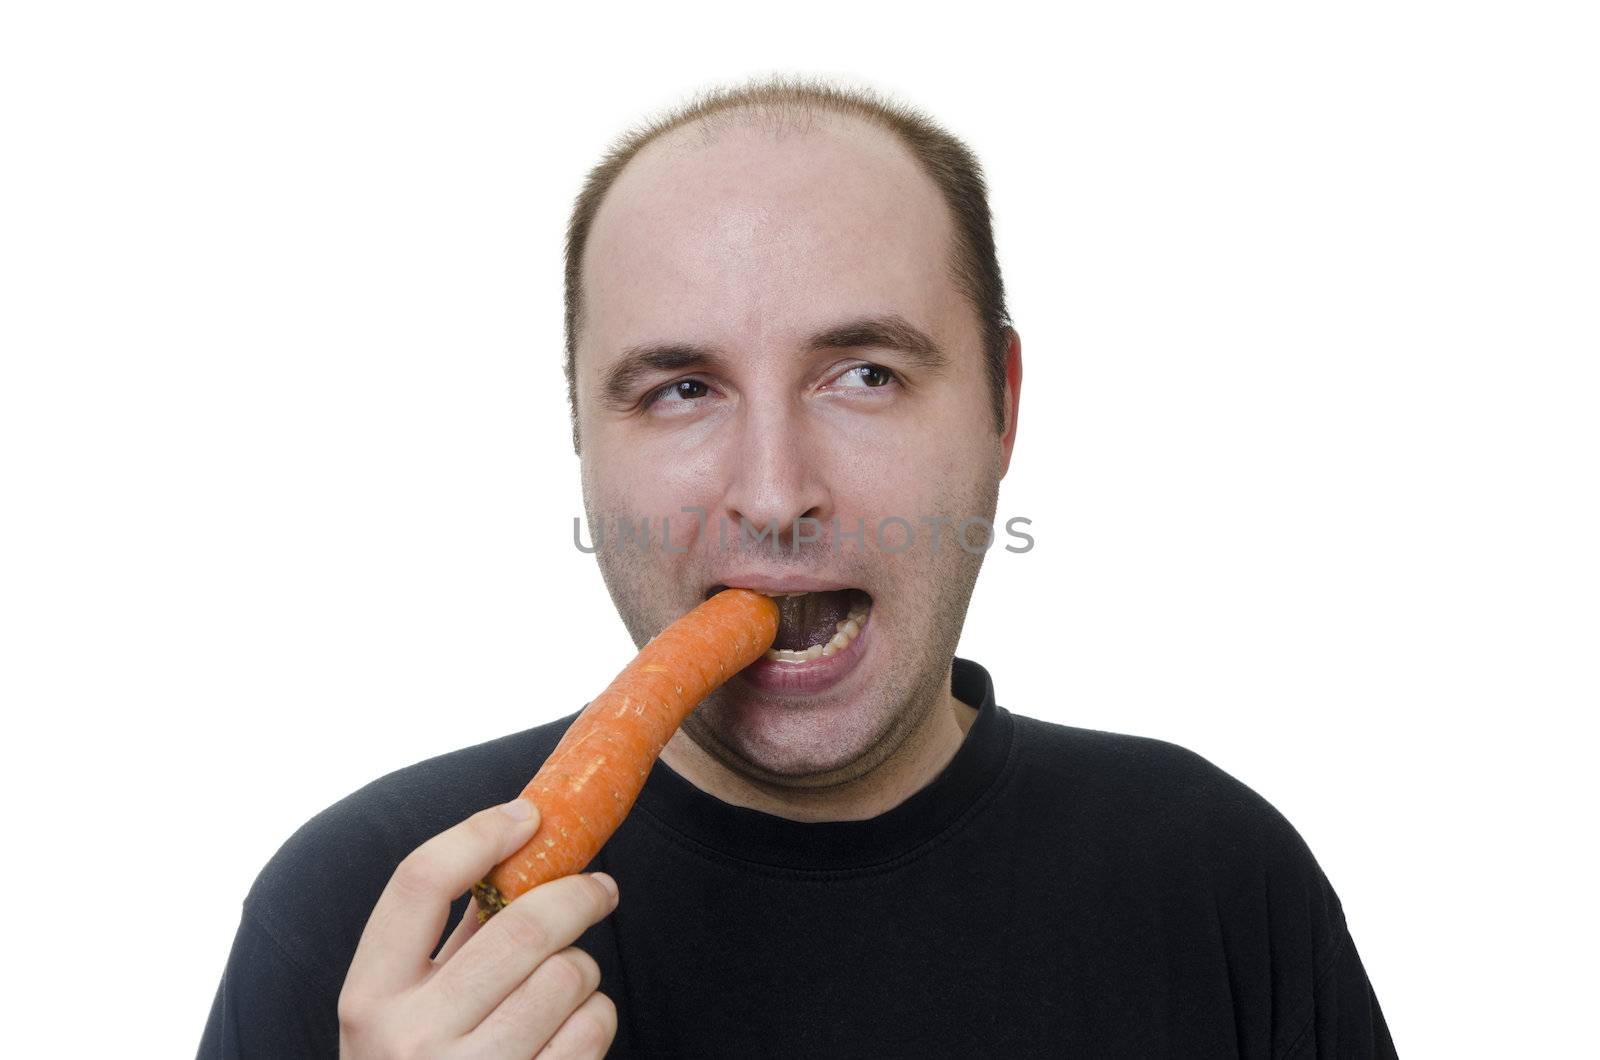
[385,1038,429,1060]
[546,947,600,995]
[569,946,602,986]
[336,986,374,1028]
[575,993,618,1048]
[389,1011,450,1060]
[558,875,611,926]
[465,805,507,846]
[478,1018,524,1060]
[542,950,586,995]
[538,992,617,1060]
[497,904,554,954]
[591,990,617,1030]
[430,955,483,1011]
[336,975,457,1060]
[336,994,436,1059]
[391,849,445,899]
[588,876,616,915]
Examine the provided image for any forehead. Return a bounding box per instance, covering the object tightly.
[579,114,960,362]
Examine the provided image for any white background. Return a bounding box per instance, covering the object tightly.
[3,2,1595,1055]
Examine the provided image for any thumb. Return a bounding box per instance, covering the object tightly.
[491,796,542,861]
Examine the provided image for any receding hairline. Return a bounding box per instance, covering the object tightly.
[573,97,932,342]
[562,74,1013,451]
[642,93,900,161]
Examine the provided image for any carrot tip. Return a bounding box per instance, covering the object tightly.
[471,878,508,922]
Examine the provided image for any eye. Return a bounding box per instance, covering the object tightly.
[836,364,897,389]
[668,379,709,400]
[643,377,714,409]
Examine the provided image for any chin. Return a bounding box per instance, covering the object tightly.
[704,673,899,783]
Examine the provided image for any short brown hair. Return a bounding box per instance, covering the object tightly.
[563,73,1012,451]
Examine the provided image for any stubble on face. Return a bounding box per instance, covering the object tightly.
[573,110,1006,804]
[582,456,999,796]
[682,474,996,791]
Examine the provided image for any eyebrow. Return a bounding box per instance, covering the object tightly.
[599,313,948,407]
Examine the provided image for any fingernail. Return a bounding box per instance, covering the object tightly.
[592,873,619,902]
[499,797,536,821]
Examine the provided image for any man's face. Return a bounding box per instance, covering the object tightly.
[574,114,1016,788]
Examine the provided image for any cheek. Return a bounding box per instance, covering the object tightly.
[828,414,983,517]
[588,434,717,510]
[585,444,727,564]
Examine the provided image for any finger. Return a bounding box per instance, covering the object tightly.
[432,895,487,967]
[535,990,617,1060]
[345,798,540,997]
[459,947,604,1059]
[426,872,618,1037]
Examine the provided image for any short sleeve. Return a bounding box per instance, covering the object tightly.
[197,904,342,1059]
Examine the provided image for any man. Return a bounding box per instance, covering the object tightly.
[201,75,1397,1057]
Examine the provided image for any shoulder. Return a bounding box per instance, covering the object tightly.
[1008,712,1342,914]
[239,710,580,988]
[1010,713,1290,824]
[1010,714,1358,1005]
[1001,713,1390,1053]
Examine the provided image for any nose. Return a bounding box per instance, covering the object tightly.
[719,400,833,554]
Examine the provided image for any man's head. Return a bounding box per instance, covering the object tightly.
[566,75,1022,789]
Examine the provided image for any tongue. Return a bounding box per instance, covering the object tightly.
[772,590,856,650]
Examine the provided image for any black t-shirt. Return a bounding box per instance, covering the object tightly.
[199,658,1397,1057]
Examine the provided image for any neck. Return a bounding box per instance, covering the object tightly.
[658,685,979,823]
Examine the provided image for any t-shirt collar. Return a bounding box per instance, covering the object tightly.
[633,657,1014,872]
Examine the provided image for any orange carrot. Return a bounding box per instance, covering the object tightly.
[472,588,779,920]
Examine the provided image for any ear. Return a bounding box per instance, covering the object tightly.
[998,327,1022,478]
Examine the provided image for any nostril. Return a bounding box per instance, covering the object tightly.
[719,508,832,546]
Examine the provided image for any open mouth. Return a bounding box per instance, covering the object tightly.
[707,586,873,664]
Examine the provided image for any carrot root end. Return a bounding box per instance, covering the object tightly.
[471,878,508,922]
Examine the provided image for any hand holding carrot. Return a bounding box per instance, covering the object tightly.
[338,797,620,1059]
[338,590,776,1056]
[476,588,778,917]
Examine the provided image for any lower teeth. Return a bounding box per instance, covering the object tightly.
[764,604,869,663]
